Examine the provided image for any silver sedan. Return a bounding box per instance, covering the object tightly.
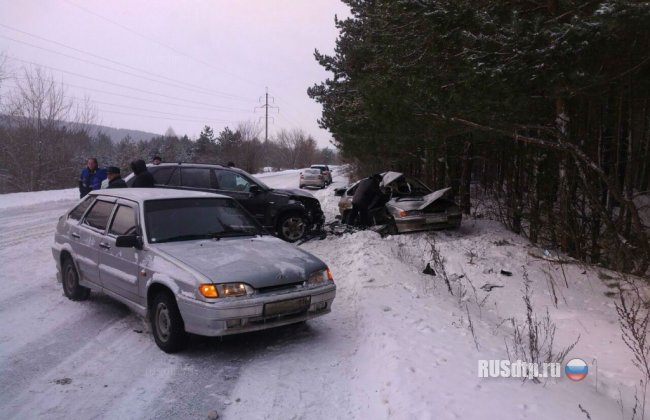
[52,189,336,353]
[299,168,327,189]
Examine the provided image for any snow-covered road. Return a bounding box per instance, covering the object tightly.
[0,167,644,419]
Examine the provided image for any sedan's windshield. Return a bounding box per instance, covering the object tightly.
[145,198,263,243]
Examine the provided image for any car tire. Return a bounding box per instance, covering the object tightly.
[62,257,90,301]
[277,212,308,242]
[150,292,189,353]
[299,185,305,189]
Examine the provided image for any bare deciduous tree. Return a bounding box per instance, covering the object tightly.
[0,66,94,191]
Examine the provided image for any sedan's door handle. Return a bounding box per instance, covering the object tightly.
[99,242,111,250]
[71,233,80,239]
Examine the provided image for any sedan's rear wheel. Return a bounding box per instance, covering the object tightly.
[150,292,188,353]
[62,257,90,301]
[277,213,308,242]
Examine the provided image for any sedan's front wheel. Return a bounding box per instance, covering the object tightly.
[62,257,90,301]
[277,213,308,242]
[151,292,188,353]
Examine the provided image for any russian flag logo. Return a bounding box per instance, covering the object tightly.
[565,358,588,381]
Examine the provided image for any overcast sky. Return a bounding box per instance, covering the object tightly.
[0,0,350,148]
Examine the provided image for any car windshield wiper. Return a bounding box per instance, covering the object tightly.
[156,233,214,243]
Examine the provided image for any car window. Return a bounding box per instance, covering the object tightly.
[215,169,250,192]
[151,167,176,185]
[68,196,94,221]
[82,200,115,231]
[305,169,320,175]
[181,168,212,189]
[108,205,137,236]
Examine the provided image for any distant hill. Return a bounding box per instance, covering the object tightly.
[0,115,160,143]
[82,124,160,143]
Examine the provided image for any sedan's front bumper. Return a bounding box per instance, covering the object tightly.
[394,212,462,233]
[176,283,336,337]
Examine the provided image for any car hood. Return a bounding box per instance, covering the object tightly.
[389,187,452,211]
[271,188,317,200]
[154,236,326,288]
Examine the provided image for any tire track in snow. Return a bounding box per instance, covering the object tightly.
[0,201,72,248]
[0,296,131,414]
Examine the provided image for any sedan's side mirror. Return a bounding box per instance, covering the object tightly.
[116,235,142,249]
[249,185,261,194]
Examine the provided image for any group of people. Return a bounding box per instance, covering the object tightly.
[78,157,159,198]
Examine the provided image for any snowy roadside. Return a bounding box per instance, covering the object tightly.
[225,169,644,419]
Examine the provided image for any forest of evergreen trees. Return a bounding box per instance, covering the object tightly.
[308,0,650,274]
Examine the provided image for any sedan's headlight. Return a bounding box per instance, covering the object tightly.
[307,268,333,286]
[198,283,253,298]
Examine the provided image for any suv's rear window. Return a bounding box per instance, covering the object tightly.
[181,168,212,189]
[151,167,177,185]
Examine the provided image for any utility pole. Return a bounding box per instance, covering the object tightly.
[255,87,279,142]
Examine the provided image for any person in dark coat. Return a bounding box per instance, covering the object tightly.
[79,157,107,198]
[348,173,386,227]
[106,166,127,189]
[130,159,155,188]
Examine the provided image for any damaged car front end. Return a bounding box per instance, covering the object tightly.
[338,172,462,233]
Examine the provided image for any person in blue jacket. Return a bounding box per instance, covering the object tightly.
[79,157,107,198]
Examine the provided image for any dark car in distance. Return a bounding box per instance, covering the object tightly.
[124,163,325,242]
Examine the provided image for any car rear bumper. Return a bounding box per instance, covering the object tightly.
[176,283,336,336]
[301,179,326,187]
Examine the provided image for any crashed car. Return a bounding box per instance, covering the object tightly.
[52,189,336,353]
[124,163,325,243]
[337,171,462,233]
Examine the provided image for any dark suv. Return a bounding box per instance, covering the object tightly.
[124,163,325,242]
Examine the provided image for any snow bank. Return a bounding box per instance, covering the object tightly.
[0,188,78,210]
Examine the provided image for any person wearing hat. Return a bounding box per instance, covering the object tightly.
[106,166,127,189]
[348,173,386,227]
[152,156,162,165]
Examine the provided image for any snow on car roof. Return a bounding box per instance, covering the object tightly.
[88,188,229,202]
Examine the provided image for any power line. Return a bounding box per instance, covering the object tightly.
[8,77,249,113]
[0,23,250,101]
[2,81,241,123]
[61,0,263,89]
[5,55,255,111]
[273,95,315,128]
[95,108,237,125]
[79,97,236,122]
[0,32,252,102]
